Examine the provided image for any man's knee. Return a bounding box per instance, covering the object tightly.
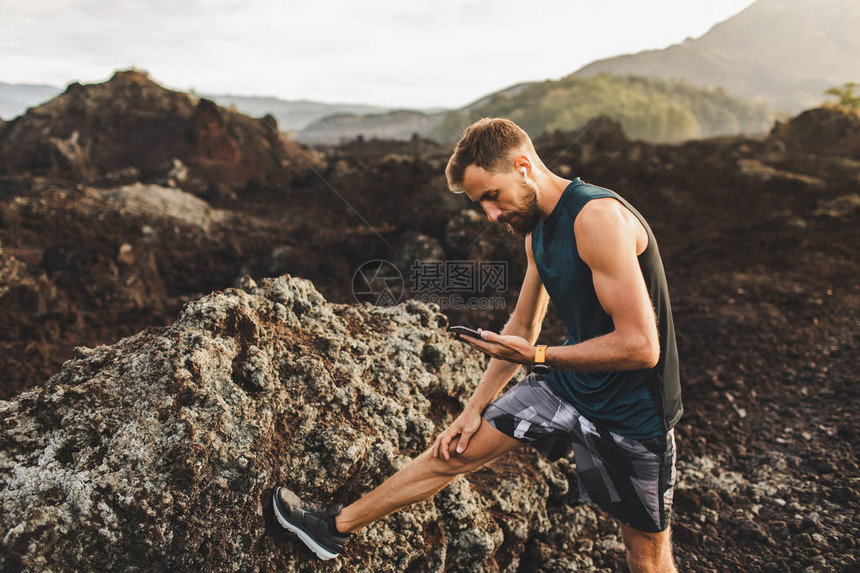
[424,420,522,478]
[429,442,488,477]
[622,525,675,573]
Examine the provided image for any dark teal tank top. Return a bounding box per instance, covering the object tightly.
[532,178,682,438]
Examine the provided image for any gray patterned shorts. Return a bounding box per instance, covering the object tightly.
[483,373,676,533]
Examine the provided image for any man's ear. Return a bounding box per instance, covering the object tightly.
[513,154,532,177]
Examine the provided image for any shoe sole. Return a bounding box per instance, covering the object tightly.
[272,489,339,560]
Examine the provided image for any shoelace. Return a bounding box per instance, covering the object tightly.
[323,503,343,517]
[295,497,341,519]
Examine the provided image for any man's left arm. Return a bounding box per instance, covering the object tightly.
[469,200,659,371]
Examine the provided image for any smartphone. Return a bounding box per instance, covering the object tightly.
[448,325,484,339]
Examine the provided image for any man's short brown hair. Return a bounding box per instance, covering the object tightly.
[445,118,533,193]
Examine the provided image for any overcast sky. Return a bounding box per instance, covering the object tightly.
[0,0,757,109]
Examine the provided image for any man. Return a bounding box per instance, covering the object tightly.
[273,118,683,572]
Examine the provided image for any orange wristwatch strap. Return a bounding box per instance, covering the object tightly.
[534,344,548,364]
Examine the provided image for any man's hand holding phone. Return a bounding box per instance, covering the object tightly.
[447,325,483,339]
[447,325,535,365]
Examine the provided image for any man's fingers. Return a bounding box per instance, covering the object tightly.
[455,430,473,454]
[433,432,449,459]
[462,337,495,357]
[438,432,453,461]
[461,336,486,349]
[479,329,498,341]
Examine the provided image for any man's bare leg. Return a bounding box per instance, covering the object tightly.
[335,420,521,534]
[620,523,677,573]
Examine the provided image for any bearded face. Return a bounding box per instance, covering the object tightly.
[499,181,541,236]
[461,162,545,237]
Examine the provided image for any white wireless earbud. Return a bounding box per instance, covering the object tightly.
[521,167,528,179]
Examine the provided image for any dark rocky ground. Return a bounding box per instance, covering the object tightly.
[1,73,858,571]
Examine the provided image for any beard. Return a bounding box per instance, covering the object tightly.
[499,183,541,237]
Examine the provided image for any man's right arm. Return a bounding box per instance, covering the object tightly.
[464,233,549,411]
[432,234,550,459]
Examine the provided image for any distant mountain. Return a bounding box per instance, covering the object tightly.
[430,74,775,144]
[298,109,445,144]
[205,94,392,133]
[296,82,540,145]
[574,0,860,112]
[0,82,61,120]
[304,74,775,145]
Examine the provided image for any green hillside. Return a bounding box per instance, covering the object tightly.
[431,73,775,143]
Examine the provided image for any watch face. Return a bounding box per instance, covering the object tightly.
[532,363,551,374]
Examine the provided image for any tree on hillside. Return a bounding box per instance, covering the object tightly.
[825,82,860,111]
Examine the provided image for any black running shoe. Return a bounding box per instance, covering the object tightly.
[272,487,353,560]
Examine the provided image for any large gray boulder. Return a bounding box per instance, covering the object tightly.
[0,275,616,572]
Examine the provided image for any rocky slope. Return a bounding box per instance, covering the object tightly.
[0,275,624,572]
[0,177,305,399]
